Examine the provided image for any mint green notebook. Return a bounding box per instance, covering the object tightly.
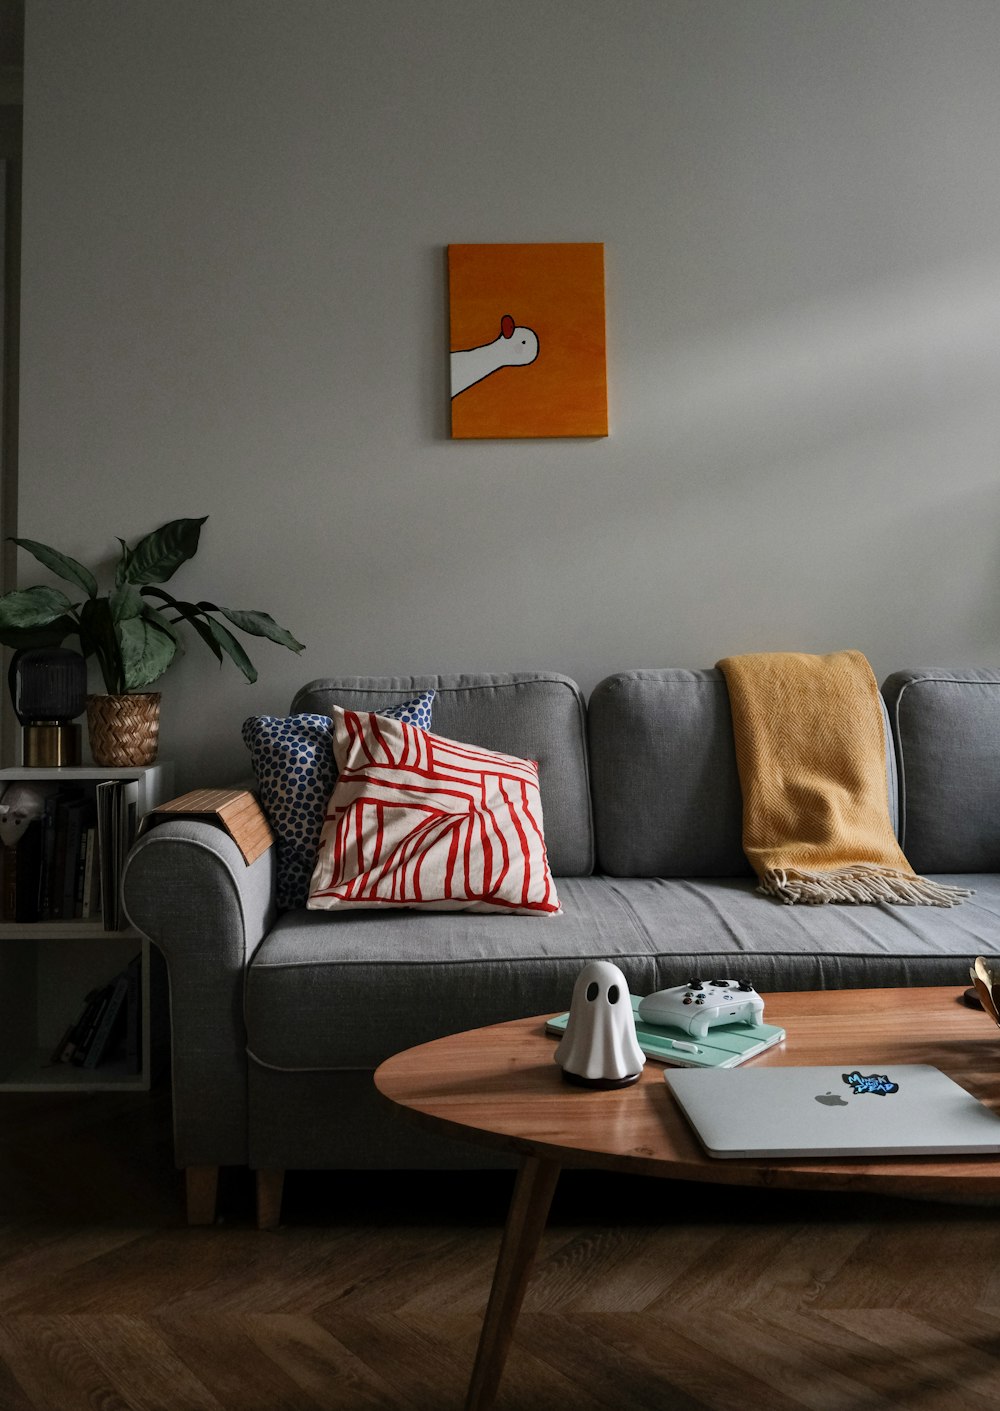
[545,994,786,1069]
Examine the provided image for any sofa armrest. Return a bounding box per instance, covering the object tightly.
[123,818,277,1169]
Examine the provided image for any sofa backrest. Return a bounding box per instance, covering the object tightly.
[589,668,899,877]
[289,672,594,876]
[881,668,1000,872]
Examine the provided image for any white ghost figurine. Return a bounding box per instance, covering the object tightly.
[554,960,646,1088]
[0,783,54,848]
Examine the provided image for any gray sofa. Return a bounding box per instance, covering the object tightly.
[122,667,1000,1226]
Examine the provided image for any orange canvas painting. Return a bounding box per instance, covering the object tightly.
[448,242,608,439]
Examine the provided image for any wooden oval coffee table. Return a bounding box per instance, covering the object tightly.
[375,986,1000,1410]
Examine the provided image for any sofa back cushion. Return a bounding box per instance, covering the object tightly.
[290,672,593,876]
[881,668,1000,872]
[589,668,899,878]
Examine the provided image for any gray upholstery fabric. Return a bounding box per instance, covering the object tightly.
[248,1067,519,1171]
[289,672,593,877]
[589,668,899,877]
[882,669,1000,873]
[589,669,749,876]
[245,877,645,1069]
[244,872,989,1074]
[123,820,277,1168]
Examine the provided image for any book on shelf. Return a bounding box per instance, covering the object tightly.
[80,825,100,919]
[124,952,142,1073]
[60,794,87,920]
[82,970,131,1069]
[70,985,114,1066]
[43,789,86,921]
[1,839,17,921]
[96,780,138,931]
[53,955,142,1070]
[13,819,44,923]
[0,779,141,932]
[52,984,107,1064]
[37,791,60,920]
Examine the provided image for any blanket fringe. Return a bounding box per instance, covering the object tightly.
[760,865,973,908]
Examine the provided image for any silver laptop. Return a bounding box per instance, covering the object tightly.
[664,1064,1000,1159]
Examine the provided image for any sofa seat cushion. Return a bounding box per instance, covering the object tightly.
[246,877,652,1070]
[244,874,998,1072]
[600,874,999,994]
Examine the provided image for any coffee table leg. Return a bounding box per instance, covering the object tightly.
[465,1154,562,1411]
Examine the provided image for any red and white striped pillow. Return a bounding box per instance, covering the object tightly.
[307,708,560,914]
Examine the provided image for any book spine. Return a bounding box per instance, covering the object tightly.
[60,798,85,920]
[37,793,60,920]
[82,973,130,1070]
[56,986,104,1064]
[14,820,42,923]
[0,841,17,921]
[81,827,97,919]
[71,985,113,1066]
[125,954,142,1074]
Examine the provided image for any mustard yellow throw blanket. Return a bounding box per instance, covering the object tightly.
[717,650,970,907]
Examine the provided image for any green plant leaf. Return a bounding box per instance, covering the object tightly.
[79,596,129,692]
[139,602,182,645]
[9,538,98,598]
[146,591,224,664]
[114,539,133,589]
[217,607,305,653]
[0,614,79,651]
[0,585,75,630]
[116,616,178,690]
[109,582,144,623]
[183,612,225,664]
[203,615,258,682]
[124,516,208,586]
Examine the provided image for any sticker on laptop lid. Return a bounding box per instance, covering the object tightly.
[843,1070,899,1097]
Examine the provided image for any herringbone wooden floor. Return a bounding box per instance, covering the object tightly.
[0,1086,998,1410]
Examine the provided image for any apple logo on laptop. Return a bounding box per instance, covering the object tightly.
[815,1092,849,1107]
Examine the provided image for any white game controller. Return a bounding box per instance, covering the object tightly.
[637,978,765,1039]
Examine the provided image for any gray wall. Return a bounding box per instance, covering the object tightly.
[17,0,1000,790]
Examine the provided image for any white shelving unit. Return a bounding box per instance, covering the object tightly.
[0,762,173,1092]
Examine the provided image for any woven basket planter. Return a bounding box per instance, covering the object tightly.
[86,692,161,767]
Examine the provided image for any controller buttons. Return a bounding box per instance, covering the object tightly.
[682,997,693,1004]
[694,998,705,1005]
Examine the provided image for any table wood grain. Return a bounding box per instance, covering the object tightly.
[376,986,1000,1201]
[375,986,1000,1409]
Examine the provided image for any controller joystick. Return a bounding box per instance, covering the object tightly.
[637,980,765,1039]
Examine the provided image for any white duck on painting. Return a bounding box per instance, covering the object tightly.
[450,314,539,398]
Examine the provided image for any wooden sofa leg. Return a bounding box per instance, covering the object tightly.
[256,1168,285,1230]
[186,1165,220,1226]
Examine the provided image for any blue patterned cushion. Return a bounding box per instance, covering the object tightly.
[242,691,434,909]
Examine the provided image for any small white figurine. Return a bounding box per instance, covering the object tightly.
[0,782,55,848]
[554,960,647,1088]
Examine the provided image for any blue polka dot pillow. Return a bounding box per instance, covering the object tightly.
[242,691,434,909]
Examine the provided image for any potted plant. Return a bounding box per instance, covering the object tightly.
[0,516,305,766]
